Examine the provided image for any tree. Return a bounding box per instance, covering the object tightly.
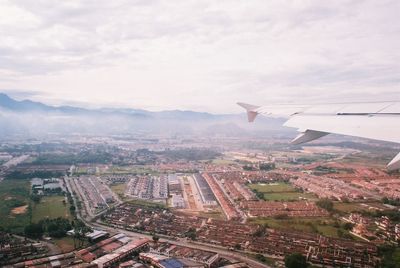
[31,195,41,204]
[316,199,334,212]
[259,162,275,171]
[255,254,266,263]
[41,218,72,238]
[72,220,92,248]
[343,222,354,230]
[184,227,197,240]
[152,235,160,243]
[284,253,308,268]
[24,223,44,239]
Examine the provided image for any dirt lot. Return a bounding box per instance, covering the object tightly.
[11,205,28,215]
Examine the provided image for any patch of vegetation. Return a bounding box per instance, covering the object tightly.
[259,162,276,171]
[316,199,334,212]
[284,253,308,268]
[382,197,400,207]
[25,217,72,238]
[5,170,64,180]
[378,244,400,268]
[157,148,221,161]
[33,150,113,165]
[252,224,268,237]
[374,210,400,223]
[0,179,31,233]
[313,166,338,174]
[184,227,197,240]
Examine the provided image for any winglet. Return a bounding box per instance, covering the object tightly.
[290,130,329,145]
[237,102,261,122]
[387,152,400,171]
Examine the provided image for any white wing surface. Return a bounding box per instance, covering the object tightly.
[237,101,400,170]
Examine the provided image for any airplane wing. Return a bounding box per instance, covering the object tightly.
[237,101,400,171]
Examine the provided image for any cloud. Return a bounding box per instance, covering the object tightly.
[0,0,399,112]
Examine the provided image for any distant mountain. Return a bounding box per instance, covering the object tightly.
[0,93,51,112]
[0,93,222,120]
[0,92,292,138]
[0,93,147,117]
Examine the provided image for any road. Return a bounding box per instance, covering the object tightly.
[90,221,272,268]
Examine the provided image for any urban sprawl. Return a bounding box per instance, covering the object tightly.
[0,135,400,268]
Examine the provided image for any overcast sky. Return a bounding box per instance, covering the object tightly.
[0,0,399,113]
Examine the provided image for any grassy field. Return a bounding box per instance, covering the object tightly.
[249,217,350,238]
[333,202,387,213]
[110,183,127,200]
[0,179,31,233]
[249,182,294,192]
[248,182,318,201]
[31,195,72,223]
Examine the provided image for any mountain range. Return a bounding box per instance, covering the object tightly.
[0,93,291,138]
[0,93,221,120]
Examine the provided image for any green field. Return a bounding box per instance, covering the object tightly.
[31,196,72,223]
[249,182,294,192]
[249,217,352,238]
[248,182,318,201]
[0,179,31,233]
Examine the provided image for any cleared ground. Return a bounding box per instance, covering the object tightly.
[32,195,72,223]
[248,182,318,201]
[54,237,89,252]
[54,237,76,253]
[198,207,225,220]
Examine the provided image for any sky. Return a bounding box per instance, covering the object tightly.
[0,0,399,113]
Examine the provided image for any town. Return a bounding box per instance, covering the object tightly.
[0,134,399,268]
